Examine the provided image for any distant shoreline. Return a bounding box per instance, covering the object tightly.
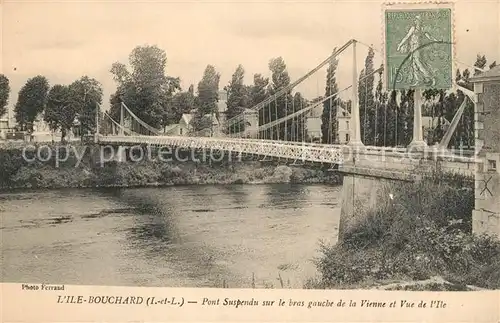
[0,180,341,194]
[0,144,343,192]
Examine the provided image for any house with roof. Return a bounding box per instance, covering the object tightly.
[336,105,351,144]
[165,112,220,137]
[163,123,181,135]
[162,113,194,136]
[306,117,322,142]
[163,90,228,137]
[304,100,352,144]
[197,113,220,137]
[178,113,193,135]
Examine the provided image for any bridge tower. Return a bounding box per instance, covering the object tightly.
[471,66,500,239]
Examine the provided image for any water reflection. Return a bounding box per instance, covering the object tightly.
[120,189,182,248]
[215,185,250,208]
[112,188,239,287]
[265,183,310,209]
[1,184,341,288]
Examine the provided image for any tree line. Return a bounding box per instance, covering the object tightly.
[0,73,103,142]
[0,43,496,147]
[107,45,310,138]
[355,51,497,148]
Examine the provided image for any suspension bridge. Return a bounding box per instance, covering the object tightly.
[96,39,478,173]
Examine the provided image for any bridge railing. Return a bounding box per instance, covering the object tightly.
[98,135,346,164]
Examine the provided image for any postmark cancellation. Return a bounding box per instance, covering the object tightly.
[382,1,456,90]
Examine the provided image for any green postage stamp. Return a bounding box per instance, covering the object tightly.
[384,5,453,90]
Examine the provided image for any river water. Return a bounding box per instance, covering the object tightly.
[1,184,341,288]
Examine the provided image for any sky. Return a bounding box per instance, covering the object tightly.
[1,0,499,122]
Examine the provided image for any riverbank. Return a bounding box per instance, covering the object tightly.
[0,144,342,190]
[308,171,500,291]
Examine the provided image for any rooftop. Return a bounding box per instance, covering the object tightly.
[470,65,500,82]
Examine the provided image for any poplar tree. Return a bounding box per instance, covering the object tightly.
[225,65,248,120]
[192,65,220,132]
[293,92,308,142]
[321,49,339,144]
[249,74,270,133]
[358,48,375,145]
[0,75,10,118]
[268,57,292,140]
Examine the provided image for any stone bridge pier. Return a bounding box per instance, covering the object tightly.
[337,147,477,239]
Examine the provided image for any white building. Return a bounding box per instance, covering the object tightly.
[337,106,351,144]
[164,113,192,136]
[0,118,9,139]
[306,117,322,142]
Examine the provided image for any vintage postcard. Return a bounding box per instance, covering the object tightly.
[1,0,499,322]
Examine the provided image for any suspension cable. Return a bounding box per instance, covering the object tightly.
[292,94,295,141]
[259,66,382,133]
[225,39,354,128]
[121,102,161,135]
[363,72,368,144]
[103,111,139,136]
[284,93,288,141]
[395,92,398,147]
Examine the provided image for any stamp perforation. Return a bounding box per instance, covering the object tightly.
[381,0,457,91]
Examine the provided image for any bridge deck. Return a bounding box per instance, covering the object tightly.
[98,135,345,164]
[98,135,477,170]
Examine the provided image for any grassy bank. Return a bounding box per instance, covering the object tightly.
[0,144,342,190]
[308,171,500,291]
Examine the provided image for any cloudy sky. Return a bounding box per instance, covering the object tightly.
[1,0,499,118]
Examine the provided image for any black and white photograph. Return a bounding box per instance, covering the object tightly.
[1,0,499,310]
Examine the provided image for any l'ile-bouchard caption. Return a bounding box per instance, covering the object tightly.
[20,283,448,309]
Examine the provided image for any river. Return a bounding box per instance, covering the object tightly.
[1,184,341,289]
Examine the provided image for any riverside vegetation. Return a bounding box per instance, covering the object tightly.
[0,144,342,190]
[307,172,500,291]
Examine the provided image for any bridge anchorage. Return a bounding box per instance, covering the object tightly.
[96,30,499,239]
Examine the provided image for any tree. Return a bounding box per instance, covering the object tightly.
[359,47,375,145]
[169,84,195,126]
[373,67,388,146]
[248,74,270,134]
[385,90,399,147]
[109,45,181,130]
[225,65,248,121]
[321,50,340,144]
[473,54,487,76]
[44,85,74,142]
[398,89,414,146]
[292,92,308,142]
[68,76,103,139]
[192,65,220,133]
[0,75,10,118]
[14,75,50,132]
[422,88,445,145]
[268,57,292,140]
